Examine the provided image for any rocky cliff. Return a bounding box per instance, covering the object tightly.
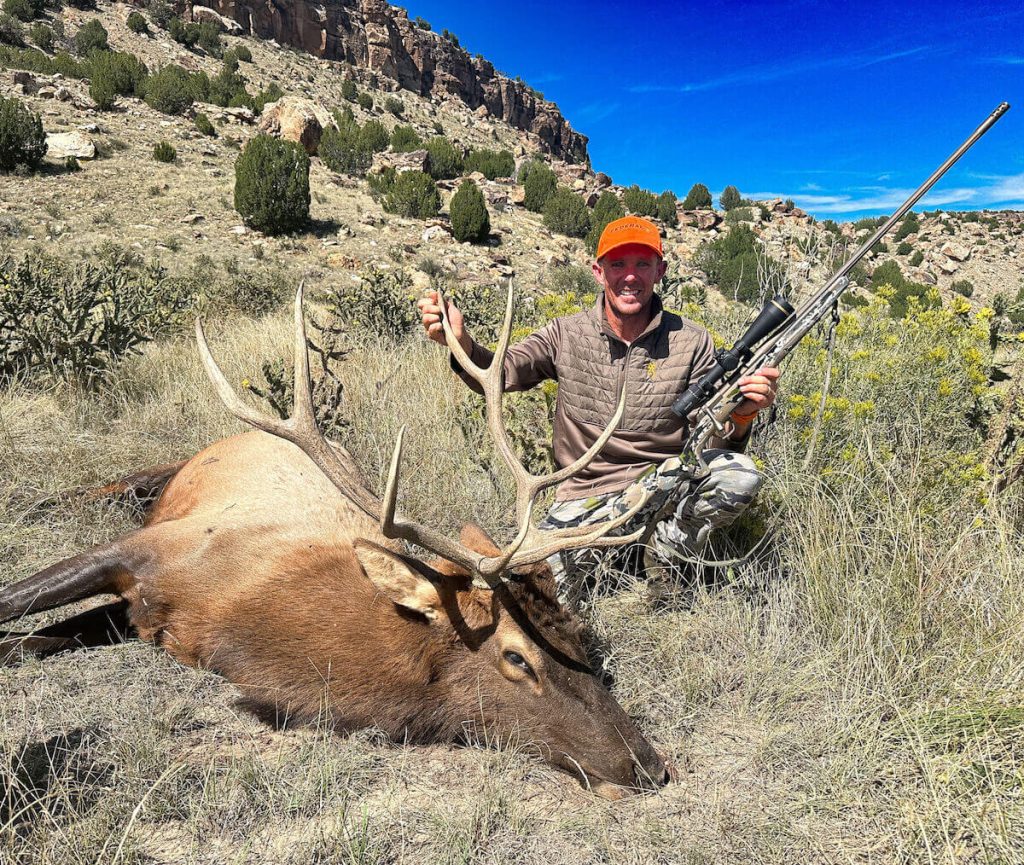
[185,0,589,163]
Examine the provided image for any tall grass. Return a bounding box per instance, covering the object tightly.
[1,288,1022,862]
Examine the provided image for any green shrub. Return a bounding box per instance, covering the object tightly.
[382,170,440,219]
[895,241,913,256]
[0,13,25,44]
[951,279,974,298]
[234,134,310,234]
[656,190,678,227]
[143,64,194,115]
[869,259,938,318]
[909,249,924,266]
[357,91,373,111]
[622,184,657,218]
[366,165,396,198]
[0,247,193,386]
[389,124,421,153]
[153,140,176,162]
[73,18,107,55]
[724,206,754,224]
[359,119,388,153]
[694,223,778,304]
[586,190,625,256]
[3,0,42,23]
[463,147,514,179]
[523,161,557,213]
[449,179,490,243]
[413,15,430,30]
[64,155,79,172]
[230,44,252,63]
[325,266,418,343]
[341,78,357,102]
[194,112,215,137]
[252,82,282,113]
[384,95,404,117]
[894,211,920,241]
[88,50,148,110]
[319,123,371,176]
[28,21,50,49]
[682,182,712,210]
[424,135,462,180]
[0,94,45,172]
[126,10,148,34]
[720,185,742,211]
[543,187,589,238]
[205,62,251,107]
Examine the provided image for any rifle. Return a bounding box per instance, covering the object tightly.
[633,102,1010,541]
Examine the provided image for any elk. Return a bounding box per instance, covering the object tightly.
[0,285,672,799]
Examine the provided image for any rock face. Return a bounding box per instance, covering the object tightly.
[256,96,331,154]
[190,4,244,34]
[185,0,588,163]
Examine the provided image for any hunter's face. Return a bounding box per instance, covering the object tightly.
[593,243,666,323]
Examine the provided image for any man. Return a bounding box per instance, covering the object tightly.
[417,215,779,597]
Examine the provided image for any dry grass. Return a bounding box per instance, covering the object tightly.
[2,298,1022,863]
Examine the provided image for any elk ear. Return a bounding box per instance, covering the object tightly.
[353,540,442,620]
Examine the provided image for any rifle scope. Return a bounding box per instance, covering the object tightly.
[671,295,794,419]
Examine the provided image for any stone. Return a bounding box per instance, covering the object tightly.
[256,96,330,154]
[421,224,451,242]
[371,149,430,174]
[940,242,971,262]
[190,5,244,34]
[45,131,95,160]
[509,185,526,206]
[36,87,56,99]
[223,106,256,124]
[78,123,99,133]
[937,258,960,275]
[231,225,248,235]
[181,213,205,224]
[594,172,611,189]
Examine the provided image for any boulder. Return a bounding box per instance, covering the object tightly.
[940,242,971,262]
[223,106,256,124]
[45,131,95,160]
[190,5,244,34]
[257,97,331,154]
[937,258,960,275]
[679,209,721,231]
[371,149,430,174]
[594,172,612,189]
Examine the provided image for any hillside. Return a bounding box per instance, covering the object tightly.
[1,1,1021,315]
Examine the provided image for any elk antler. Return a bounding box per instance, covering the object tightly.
[382,282,651,581]
[198,284,649,586]
[195,284,381,522]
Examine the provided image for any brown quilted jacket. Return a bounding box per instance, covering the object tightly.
[456,293,748,501]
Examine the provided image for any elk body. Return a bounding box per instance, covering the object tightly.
[0,287,671,798]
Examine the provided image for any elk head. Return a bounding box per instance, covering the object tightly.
[196,283,670,798]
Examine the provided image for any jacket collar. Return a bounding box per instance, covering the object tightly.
[591,292,665,344]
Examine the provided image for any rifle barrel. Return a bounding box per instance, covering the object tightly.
[789,102,1010,322]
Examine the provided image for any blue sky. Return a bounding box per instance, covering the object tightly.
[400,0,1022,219]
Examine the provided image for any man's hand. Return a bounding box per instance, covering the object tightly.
[417,290,472,353]
[732,367,781,422]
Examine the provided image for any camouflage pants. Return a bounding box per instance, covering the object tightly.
[538,449,763,598]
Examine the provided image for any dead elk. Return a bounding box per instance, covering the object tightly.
[0,285,671,799]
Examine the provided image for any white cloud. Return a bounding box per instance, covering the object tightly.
[743,173,1024,215]
[627,46,931,95]
[571,102,620,124]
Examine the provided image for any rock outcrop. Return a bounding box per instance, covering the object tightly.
[184,0,588,164]
[256,96,331,154]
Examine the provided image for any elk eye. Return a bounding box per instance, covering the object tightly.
[504,650,534,677]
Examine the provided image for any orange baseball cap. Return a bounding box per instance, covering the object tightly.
[596,216,663,260]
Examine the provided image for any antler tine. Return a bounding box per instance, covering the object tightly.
[195,287,380,521]
[380,425,493,580]
[504,486,653,571]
